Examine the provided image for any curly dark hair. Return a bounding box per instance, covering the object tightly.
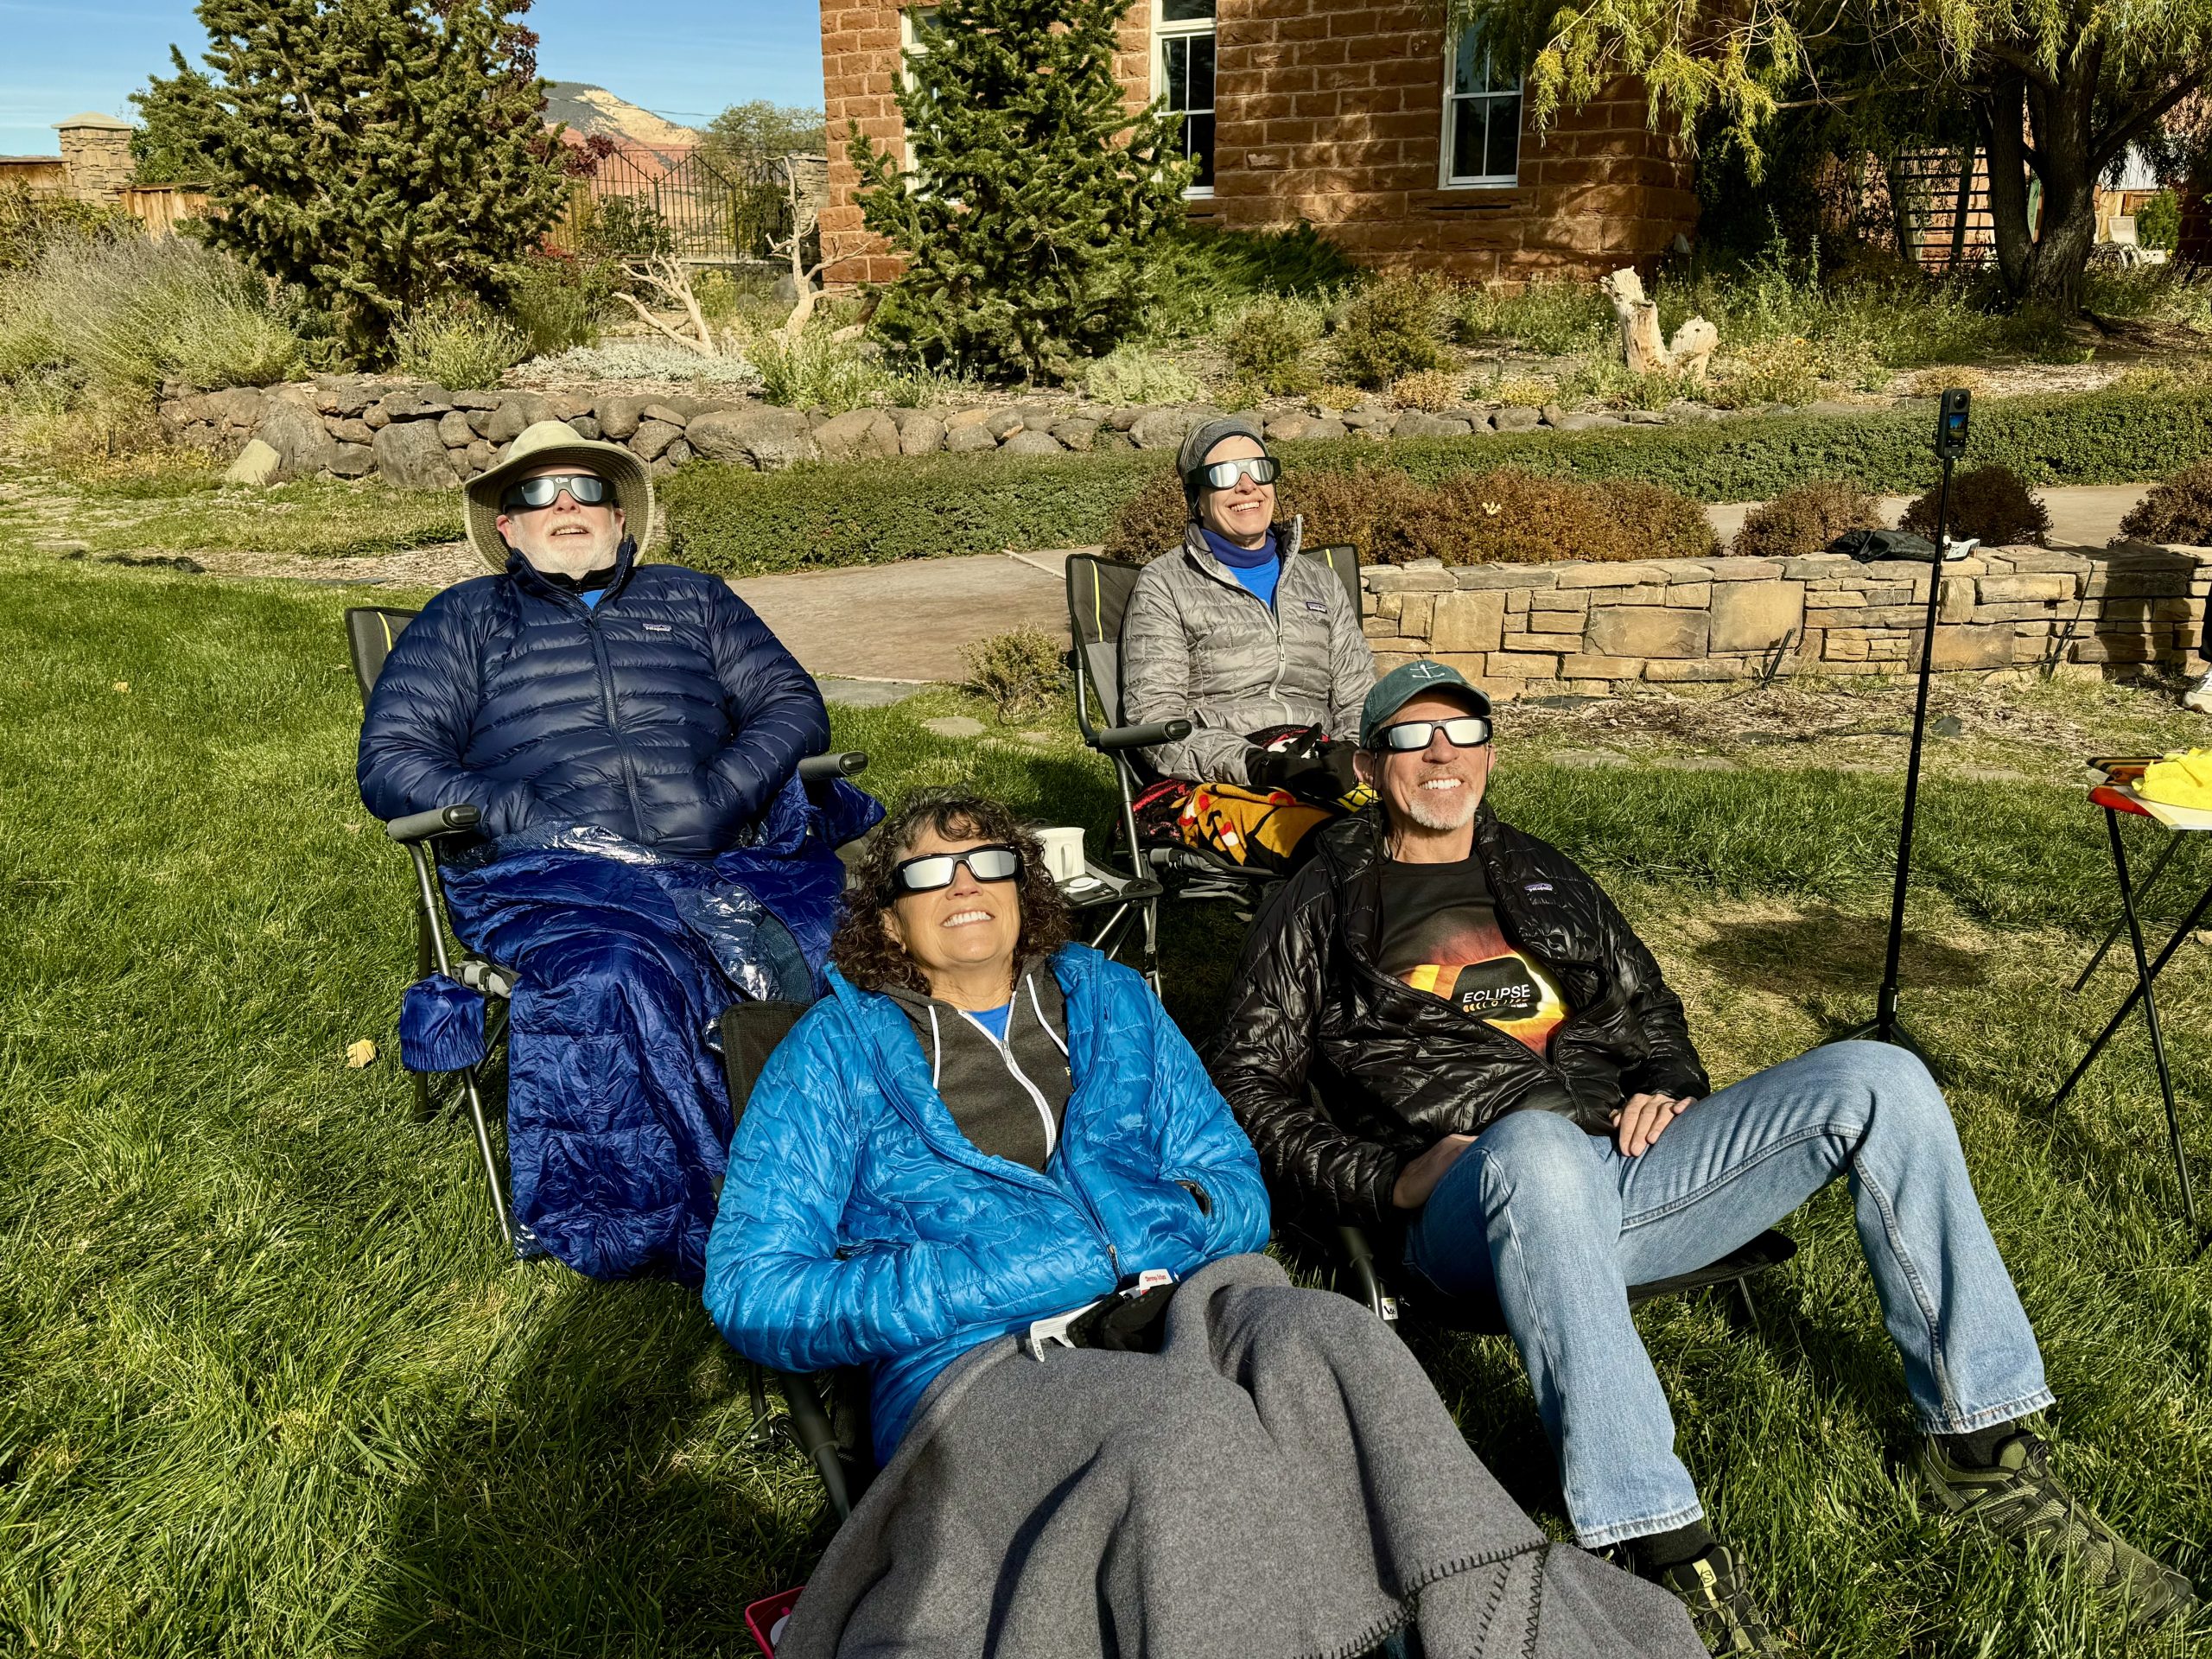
[831,793,1073,995]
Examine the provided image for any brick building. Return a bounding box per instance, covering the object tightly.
[817,0,1698,288]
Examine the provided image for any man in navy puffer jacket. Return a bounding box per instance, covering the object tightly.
[359,421,852,1281]
[359,420,828,850]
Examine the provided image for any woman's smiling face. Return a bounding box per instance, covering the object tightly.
[881,827,1025,991]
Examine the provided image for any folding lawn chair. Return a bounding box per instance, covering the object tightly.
[718,998,876,1525]
[345,604,869,1255]
[1064,543,1363,990]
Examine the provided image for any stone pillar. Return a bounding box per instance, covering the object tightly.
[54,113,135,201]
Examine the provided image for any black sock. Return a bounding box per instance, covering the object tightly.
[1936,1424,2016,1468]
[1625,1519,1714,1576]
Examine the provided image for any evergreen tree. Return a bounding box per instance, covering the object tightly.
[130,50,226,184]
[168,0,568,359]
[849,0,1193,382]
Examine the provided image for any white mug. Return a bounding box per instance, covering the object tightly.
[1035,826,1086,883]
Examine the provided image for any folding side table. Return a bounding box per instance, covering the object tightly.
[2049,763,2212,1232]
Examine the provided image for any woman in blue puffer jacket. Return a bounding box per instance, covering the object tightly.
[704,795,1705,1659]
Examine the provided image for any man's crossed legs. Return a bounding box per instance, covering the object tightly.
[1405,1040,2195,1648]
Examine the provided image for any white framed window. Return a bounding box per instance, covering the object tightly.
[899,5,941,171]
[1440,25,1522,188]
[1154,0,1216,196]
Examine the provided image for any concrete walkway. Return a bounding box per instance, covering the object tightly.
[739,485,2153,685]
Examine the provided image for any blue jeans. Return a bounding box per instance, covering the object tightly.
[1404,1040,2052,1548]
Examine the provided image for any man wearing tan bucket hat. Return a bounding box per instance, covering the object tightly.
[358,421,876,1282]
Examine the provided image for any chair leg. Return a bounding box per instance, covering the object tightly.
[779,1372,853,1523]
[1139,893,1162,996]
[1731,1274,1761,1337]
[458,1065,516,1250]
[744,1363,777,1447]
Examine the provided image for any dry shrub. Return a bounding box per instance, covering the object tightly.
[1104,457,1714,570]
[1900,464,2050,547]
[1408,470,1715,565]
[2117,461,2212,546]
[1278,464,1432,565]
[963,626,1067,721]
[1103,466,1191,561]
[1607,479,1721,562]
[1390,368,1462,411]
[1331,271,1452,388]
[1309,383,1368,410]
[1732,479,1885,558]
[1491,376,1554,408]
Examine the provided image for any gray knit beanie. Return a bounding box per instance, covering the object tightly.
[1177,416,1270,515]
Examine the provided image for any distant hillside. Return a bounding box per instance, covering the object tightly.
[543,82,701,154]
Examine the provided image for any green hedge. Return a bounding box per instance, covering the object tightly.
[660,389,2212,576]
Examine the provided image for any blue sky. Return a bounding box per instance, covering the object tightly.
[1,0,824,156]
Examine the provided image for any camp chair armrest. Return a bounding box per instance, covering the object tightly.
[385,804,483,843]
[1092,719,1191,753]
[798,750,869,783]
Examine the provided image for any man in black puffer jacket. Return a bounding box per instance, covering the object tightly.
[1209,661,2196,1653]
[357,421,863,1281]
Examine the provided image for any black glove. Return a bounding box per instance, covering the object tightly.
[1308,739,1362,802]
[1248,741,1358,805]
[1068,1282,1177,1354]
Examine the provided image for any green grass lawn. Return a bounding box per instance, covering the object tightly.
[3,556,2209,1658]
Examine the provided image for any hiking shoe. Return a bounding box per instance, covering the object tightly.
[1916,1430,2199,1630]
[1651,1545,1786,1656]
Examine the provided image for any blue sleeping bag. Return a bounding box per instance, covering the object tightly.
[439,772,881,1282]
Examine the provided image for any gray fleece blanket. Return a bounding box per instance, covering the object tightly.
[775,1254,1701,1659]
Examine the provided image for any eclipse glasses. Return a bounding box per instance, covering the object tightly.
[1189,455,1281,492]
[889,844,1024,896]
[1370,715,1493,753]
[500,473,611,512]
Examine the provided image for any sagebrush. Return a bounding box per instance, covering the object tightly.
[392,301,526,390]
[0,235,300,391]
[963,627,1068,721]
[1332,274,1452,389]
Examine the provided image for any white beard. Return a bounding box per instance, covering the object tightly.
[522,531,620,580]
[1401,776,1479,830]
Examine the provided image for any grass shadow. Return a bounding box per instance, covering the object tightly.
[1695,908,1993,998]
[357,1269,818,1657]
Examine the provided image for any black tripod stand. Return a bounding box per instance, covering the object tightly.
[1834,391,1974,1066]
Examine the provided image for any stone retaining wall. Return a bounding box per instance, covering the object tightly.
[1360,544,2212,699]
[160,375,1732,487]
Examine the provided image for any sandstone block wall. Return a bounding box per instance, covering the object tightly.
[818,0,1694,288]
[1361,547,2212,698]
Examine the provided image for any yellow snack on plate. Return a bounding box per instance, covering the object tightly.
[2138,748,2212,810]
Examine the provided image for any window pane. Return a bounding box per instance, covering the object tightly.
[1485,93,1521,179]
[1453,29,1486,95]
[1450,99,1483,181]
[1185,112,1216,186]
[1187,34,1216,112]
[1164,36,1190,107]
[1161,0,1214,18]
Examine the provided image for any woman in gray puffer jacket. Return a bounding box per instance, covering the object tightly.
[1118,417,1376,869]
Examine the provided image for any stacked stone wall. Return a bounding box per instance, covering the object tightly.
[163,378,1699,486]
[1361,547,2212,697]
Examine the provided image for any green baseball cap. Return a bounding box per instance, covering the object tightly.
[1359,661,1494,748]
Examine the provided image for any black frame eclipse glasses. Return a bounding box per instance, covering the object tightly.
[1189,455,1281,492]
[500,473,612,512]
[1370,715,1493,753]
[887,843,1024,897]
